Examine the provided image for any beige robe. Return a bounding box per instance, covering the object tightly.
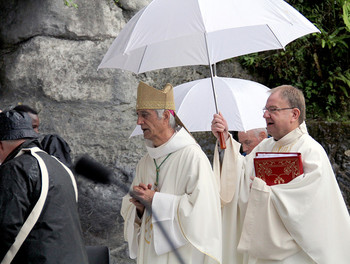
[214,122,350,264]
[121,128,222,264]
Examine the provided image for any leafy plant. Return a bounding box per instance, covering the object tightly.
[239,0,350,120]
[343,0,350,31]
[64,0,78,9]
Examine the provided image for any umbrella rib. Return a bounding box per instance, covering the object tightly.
[266,24,284,49]
[137,45,148,73]
[123,2,155,53]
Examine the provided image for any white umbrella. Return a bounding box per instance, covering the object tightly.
[98,0,319,73]
[100,0,319,145]
[130,77,270,137]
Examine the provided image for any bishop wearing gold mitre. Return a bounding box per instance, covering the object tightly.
[121,81,222,264]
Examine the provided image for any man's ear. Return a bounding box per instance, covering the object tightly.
[163,110,171,122]
[259,131,267,140]
[291,108,300,122]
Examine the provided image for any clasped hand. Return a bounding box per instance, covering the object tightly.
[130,183,155,218]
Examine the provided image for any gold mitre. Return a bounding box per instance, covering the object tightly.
[136,81,175,110]
[136,81,191,132]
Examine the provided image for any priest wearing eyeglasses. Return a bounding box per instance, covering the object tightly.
[121,82,222,264]
[211,85,350,264]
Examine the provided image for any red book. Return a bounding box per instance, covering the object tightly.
[254,152,303,186]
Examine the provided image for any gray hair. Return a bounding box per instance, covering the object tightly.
[155,109,176,129]
[251,127,267,138]
[239,127,267,139]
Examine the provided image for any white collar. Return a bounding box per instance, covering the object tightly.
[274,121,308,146]
[145,128,197,159]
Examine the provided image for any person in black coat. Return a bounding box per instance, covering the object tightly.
[0,110,88,264]
[13,104,73,168]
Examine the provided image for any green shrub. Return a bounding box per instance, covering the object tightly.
[239,0,350,120]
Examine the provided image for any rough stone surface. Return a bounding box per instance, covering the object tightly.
[306,121,350,212]
[0,0,123,46]
[0,1,349,263]
[119,0,152,11]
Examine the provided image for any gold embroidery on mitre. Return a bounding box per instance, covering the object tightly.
[136,81,175,111]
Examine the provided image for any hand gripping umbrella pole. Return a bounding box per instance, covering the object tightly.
[74,155,185,264]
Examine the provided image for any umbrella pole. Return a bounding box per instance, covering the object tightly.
[204,34,226,149]
[209,64,219,114]
[209,63,226,149]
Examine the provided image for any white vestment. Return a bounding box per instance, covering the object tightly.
[214,122,350,264]
[121,128,222,264]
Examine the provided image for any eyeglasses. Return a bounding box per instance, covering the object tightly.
[263,107,296,114]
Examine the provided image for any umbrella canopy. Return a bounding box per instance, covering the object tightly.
[174,77,270,132]
[130,77,270,137]
[98,0,319,73]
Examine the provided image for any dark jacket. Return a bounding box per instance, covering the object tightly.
[40,134,73,168]
[0,139,88,264]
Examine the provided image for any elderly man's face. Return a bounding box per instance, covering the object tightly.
[136,109,169,146]
[238,130,264,155]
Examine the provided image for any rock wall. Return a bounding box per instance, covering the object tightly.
[0,1,349,263]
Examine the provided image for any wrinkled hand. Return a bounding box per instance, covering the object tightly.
[211,112,229,141]
[130,183,155,218]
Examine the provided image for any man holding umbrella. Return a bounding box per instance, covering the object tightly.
[211,85,350,263]
[121,81,222,264]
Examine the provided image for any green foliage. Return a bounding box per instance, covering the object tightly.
[343,0,350,31]
[64,0,78,9]
[239,0,350,120]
